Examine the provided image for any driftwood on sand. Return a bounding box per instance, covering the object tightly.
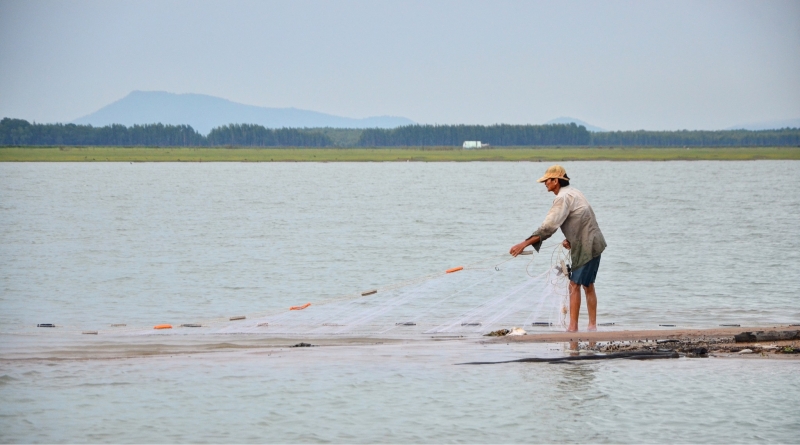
[734,330,799,343]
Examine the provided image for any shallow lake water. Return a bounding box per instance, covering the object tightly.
[1,161,799,443]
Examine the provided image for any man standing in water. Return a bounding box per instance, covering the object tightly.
[509,165,606,332]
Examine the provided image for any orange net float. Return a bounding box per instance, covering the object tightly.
[153,324,172,330]
[290,303,311,311]
[446,266,463,274]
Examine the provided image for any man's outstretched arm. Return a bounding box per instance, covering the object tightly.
[511,197,570,256]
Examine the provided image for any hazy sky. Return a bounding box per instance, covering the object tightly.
[1,0,798,130]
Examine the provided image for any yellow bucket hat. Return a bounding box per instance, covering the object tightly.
[537,164,570,183]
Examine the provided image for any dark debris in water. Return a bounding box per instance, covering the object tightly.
[291,342,314,348]
[461,334,800,365]
[460,350,679,365]
[575,335,800,358]
[574,340,713,358]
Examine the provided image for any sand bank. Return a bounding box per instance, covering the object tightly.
[495,325,800,359]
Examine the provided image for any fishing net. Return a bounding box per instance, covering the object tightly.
[22,245,572,339]
[210,245,572,338]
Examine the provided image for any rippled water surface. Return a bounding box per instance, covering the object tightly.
[1,161,799,443]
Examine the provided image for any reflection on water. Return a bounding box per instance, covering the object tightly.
[554,361,605,422]
[556,362,597,395]
[3,341,798,444]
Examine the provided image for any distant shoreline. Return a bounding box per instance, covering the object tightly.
[1,146,799,162]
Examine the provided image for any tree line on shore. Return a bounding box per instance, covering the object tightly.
[590,129,800,147]
[0,119,329,147]
[2,117,799,147]
[356,124,592,146]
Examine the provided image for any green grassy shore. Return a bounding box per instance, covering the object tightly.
[1,146,799,162]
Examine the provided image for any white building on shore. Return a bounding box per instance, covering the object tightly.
[462,141,483,149]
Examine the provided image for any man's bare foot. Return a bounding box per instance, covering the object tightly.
[587,325,597,332]
[566,325,578,332]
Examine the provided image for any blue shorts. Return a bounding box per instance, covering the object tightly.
[570,255,601,287]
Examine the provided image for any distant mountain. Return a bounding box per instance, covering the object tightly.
[726,118,800,131]
[545,117,605,132]
[72,91,415,134]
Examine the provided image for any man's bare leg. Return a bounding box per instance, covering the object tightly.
[584,283,597,331]
[567,281,581,332]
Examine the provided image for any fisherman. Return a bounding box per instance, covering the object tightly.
[509,165,606,332]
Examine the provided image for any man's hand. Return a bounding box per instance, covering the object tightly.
[509,241,528,257]
[562,239,571,250]
[510,235,540,257]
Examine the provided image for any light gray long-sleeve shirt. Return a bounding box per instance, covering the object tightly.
[530,186,606,270]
